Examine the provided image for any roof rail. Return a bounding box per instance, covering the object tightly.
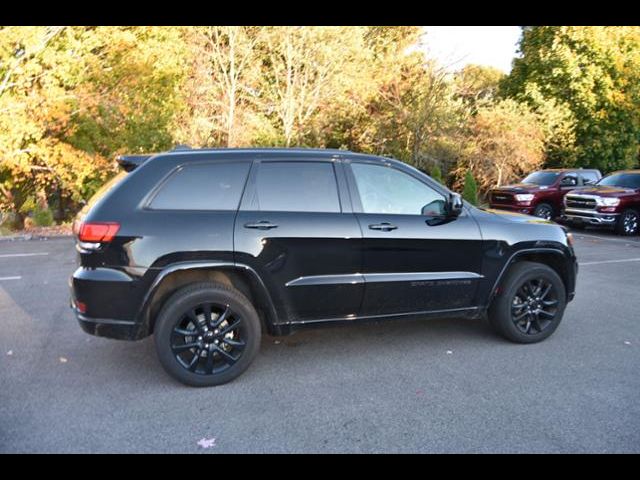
[116,154,153,172]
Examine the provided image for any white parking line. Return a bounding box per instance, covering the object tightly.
[0,252,49,258]
[0,276,21,281]
[574,233,640,246]
[579,258,640,266]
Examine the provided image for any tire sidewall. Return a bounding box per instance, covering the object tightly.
[492,263,567,344]
[154,284,261,387]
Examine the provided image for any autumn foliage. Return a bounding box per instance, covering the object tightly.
[1,26,639,229]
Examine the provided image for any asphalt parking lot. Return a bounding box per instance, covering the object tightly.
[1,228,639,453]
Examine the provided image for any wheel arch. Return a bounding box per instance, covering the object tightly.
[137,262,281,337]
[488,248,574,306]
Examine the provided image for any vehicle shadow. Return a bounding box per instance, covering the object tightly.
[89,315,502,388]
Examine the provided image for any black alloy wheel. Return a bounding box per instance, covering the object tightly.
[154,282,261,387]
[171,303,246,375]
[510,278,559,335]
[488,261,566,344]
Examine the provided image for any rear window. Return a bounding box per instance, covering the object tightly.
[254,162,341,213]
[580,171,600,185]
[149,162,250,211]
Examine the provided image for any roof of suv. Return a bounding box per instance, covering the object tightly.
[120,147,401,172]
[536,168,601,172]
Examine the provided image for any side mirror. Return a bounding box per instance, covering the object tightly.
[421,199,447,217]
[447,193,463,218]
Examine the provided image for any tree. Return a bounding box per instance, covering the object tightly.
[0,26,186,227]
[455,99,545,194]
[501,26,640,172]
[259,26,367,147]
[462,171,478,205]
[453,64,505,111]
[174,26,265,147]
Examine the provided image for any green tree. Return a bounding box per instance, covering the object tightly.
[501,26,640,171]
[454,99,545,194]
[454,64,505,111]
[462,170,478,205]
[430,164,443,183]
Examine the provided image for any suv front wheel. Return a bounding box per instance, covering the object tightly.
[615,209,639,236]
[488,261,566,344]
[154,282,261,387]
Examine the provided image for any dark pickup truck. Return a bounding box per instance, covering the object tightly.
[489,169,602,220]
[562,170,640,236]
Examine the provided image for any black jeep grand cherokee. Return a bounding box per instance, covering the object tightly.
[71,148,577,387]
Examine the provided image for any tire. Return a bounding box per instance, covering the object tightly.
[488,261,566,344]
[154,282,261,387]
[615,209,639,236]
[533,203,554,220]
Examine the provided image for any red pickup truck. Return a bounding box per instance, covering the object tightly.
[562,170,640,236]
[489,169,602,220]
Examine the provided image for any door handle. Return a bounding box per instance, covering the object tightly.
[368,222,397,232]
[244,221,278,230]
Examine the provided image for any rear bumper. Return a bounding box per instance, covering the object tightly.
[70,266,151,340]
[73,307,142,341]
[562,209,619,225]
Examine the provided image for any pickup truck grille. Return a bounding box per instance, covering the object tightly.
[491,192,514,204]
[565,195,597,210]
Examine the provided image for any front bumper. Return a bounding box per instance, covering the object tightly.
[562,208,619,225]
[489,203,534,215]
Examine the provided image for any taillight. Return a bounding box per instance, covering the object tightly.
[77,222,120,243]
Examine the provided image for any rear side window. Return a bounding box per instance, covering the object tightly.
[581,171,599,185]
[254,162,341,213]
[149,162,250,211]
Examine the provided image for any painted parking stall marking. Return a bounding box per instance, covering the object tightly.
[0,252,49,258]
[579,257,640,266]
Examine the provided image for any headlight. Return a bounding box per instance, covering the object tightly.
[515,194,535,202]
[596,197,620,207]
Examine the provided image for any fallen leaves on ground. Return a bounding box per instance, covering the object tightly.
[197,438,216,449]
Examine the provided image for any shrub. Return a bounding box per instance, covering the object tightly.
[33,207,54,227]
[462,170,478,206]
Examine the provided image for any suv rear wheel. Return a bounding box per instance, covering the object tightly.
[488,261,566,344]
[154,282,261,387]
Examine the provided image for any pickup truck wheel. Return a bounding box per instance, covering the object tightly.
[615,209,639,236]
[533,203,554,220]
[489,261,566,344]
[154,282,261,387]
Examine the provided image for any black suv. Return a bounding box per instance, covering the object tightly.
[71,148,578,387]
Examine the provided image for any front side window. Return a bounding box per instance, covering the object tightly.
[255,162,341,213]
[598,173,640,189]
[149,162,250,210]
[351,163,445,215]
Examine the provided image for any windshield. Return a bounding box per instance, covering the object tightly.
[521,171,560,186]
[597,173,640,189]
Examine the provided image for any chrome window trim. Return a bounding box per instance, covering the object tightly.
[286,271,484,287]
